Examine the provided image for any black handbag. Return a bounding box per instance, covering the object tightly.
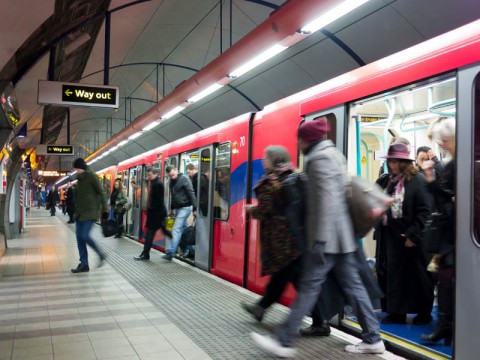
[102,219,118,237]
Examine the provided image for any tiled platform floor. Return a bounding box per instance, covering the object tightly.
[0,209,404,360]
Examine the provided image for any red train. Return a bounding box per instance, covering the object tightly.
[91,20,480,359]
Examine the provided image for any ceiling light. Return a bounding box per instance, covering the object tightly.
[118,140,129,147]
[128,131,143,140]
[162,106,185,120]
[300,0,370,34]
[188,83,224,103]
[110,145,119,152]
[228,44,287,78]
[142,121,161,132]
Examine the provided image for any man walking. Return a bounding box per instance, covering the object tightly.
[162,165,196,261]
[251,118,385,357]
[47,186,59,216]
[134,167,170,260]
[71,158,108,273]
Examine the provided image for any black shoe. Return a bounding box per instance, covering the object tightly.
[413,314,432,325]
[299,324,331,337]
[162,253,173,261]
[134,254,150,261]
[67,220,75,224]
[71,264,90,273]
[381,314,406,324]
[114,234,122,238]
[241,301,264,322]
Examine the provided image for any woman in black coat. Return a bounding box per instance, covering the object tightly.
[375,143,434,325]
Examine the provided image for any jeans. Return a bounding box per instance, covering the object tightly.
[76,220,104,266]
[166,206,191,255]
[276,252,381,347]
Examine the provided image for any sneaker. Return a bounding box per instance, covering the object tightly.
[250,332,296,358]
[345,341,385,354]
[299,323,331,337]
[71,264,90,273]
[162,253,173,261]
[241,302,264,322]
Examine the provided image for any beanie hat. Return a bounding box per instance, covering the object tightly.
[73,158,87,170]
[298,117,330,144]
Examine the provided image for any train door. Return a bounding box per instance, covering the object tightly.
[195,146,215,271]
[163,156,178,214]
[122,170,131,235]
[347,75,457,358]
[455,64,480,360]
[132,166,143,239]
[126,168,137,237]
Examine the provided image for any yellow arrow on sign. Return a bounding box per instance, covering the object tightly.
[64,89,73,96]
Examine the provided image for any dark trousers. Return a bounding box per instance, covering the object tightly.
[142,228,157,256]
[50,202,56,215]
[115,211,124,236]
[76,220,104,266]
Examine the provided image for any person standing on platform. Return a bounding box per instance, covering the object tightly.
[60,188,66,215]
[110,179,128,238]
[66,184,76,224]
[36,188,42,209]
[71,158,108,273]
[250,118,385,357]
[162,165,196,261]
[134,168,170,260]
[47,186,59,216]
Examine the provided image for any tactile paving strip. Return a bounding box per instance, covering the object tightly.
[89,226,383,359]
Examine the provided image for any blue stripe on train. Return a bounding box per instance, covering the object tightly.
[229,159,264,206]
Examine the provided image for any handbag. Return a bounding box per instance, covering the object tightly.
[102,219,118,237]
[346,176,393,238]
[123,202,132,212]
[45,203,51,211]
[165,217,175,232]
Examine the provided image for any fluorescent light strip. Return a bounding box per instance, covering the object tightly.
[228,44,288,78]
[142,121,161,131]
[128,131,143,140]
[188,83,224,103]
[118,140,129,147]
[162,106,185,120]
[300,0,370,34]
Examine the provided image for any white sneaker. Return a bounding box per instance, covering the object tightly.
[250,332,296,358]
[345,341,385,354]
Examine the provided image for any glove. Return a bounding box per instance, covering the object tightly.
[311,242,326,265]
[101,212,109,223]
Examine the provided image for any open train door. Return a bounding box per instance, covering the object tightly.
[194,146,215,271]
[455,64,480,360]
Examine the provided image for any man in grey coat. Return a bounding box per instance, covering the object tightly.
[251,118,385,357]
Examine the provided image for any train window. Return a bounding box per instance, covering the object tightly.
[474,75,480,245]
[214,142,231,220]
[297,113,337,170]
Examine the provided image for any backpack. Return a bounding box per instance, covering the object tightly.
[281,171,308,251]
[346,175,392,238]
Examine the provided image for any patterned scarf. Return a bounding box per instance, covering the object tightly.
[383,173,405,224]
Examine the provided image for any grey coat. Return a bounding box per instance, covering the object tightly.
[304,140,357,254]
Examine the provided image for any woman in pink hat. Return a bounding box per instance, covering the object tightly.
[375,143,435,325]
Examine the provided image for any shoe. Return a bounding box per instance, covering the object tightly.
[413,314,432,325]
[134,254,150,261]
[162,253,173,261]
[114,235,122,239]
[71,264,90,273]
[345,341,385,354]
[67,220,75,224]
[299,323,331,337]
[250,332,296,358]
[241,301,264,322]
[381,314,406,324]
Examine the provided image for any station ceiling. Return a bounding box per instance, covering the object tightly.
[1,0,479,175]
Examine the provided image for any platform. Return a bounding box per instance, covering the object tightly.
[0,209,404,360]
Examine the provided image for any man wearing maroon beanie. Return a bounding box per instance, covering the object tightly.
[251,117,385,357]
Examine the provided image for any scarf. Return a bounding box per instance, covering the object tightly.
[383,173,405,224]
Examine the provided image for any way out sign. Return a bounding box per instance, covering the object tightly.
[38,80,119,109]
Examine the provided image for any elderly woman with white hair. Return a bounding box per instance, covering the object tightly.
[420,117,456,346]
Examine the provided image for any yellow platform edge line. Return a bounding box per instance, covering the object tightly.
[342,319,450,360]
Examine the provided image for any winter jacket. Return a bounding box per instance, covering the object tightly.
[75,167,108,221]
[146,176,167,230]
[169,173,196,210]
[110,188,128,214]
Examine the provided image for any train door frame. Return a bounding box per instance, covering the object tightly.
[132,165,145,239]
[163,155,179,215]
[455,64,480,360]
[195,145,215,271]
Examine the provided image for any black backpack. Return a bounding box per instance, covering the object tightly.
[281,172,308,251]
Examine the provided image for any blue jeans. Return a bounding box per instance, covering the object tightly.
[166,206,191,255]
[276,252,381,347]
[76,220,104,266]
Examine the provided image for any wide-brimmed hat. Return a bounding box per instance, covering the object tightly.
[381,143,413,160]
